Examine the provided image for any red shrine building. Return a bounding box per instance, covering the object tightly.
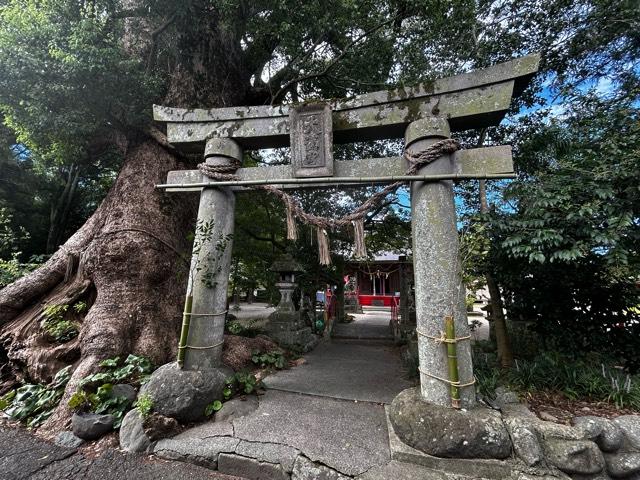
[344,253,412,307]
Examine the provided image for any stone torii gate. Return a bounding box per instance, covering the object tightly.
[154,54,539,410]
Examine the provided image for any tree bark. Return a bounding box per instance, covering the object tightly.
[0,1,258,433]
[0,137,197,432]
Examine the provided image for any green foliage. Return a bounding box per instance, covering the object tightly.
[67,388,100,412]
[72,301,88,314]
[0,207,29,258]
[134,394,154,419]
[68,354,154,428]
[0,389,16,410]
[41,303,79,342]
[473,351,501,401]
[81,355,153,388]
[251,350,286,370]
[224,372,262,400]
[225,319,261,338]
[473,347,640,409]
[204,399,223,417]
[0,254,42,287]
[3,365,72,427]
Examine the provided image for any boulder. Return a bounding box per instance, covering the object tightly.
[388,388,512,459]
[614,416,640,451]
[544,439,605,475]
[573,416,624,452]
[119,409,150,453]
[139,362,232,423]
[605,452,640,478]
[538,411,559,423]
[71,412,115,440]
[490,386,520,410]
[215,396,259,423]
[504,418,544,466]
[110,384,137,406]
[54,431,85,449]
[533,419,583,441]
[144,412,180,440]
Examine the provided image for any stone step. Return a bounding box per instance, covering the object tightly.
[330,337,395,346]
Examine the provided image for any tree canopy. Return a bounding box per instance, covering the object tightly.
[0,0,638,368]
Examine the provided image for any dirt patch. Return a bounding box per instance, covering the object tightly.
[526,391,639,425]
[222,334,280,371]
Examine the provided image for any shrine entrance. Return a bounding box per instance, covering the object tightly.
[154,54,539,410]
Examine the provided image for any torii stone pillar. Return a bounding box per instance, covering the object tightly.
[183,138,240,371]
[406,118,475,408]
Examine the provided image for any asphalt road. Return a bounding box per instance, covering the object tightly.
[0,424,242,480]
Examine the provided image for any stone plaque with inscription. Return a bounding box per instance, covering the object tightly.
[290,103,333,178]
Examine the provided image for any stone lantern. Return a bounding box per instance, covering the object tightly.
[271,254,303,313]
[265,254,318,352]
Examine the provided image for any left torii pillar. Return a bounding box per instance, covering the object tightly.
[183,138,241,371]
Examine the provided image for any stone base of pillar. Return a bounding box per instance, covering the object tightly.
[265,311,319,352]
[388,388,512,460]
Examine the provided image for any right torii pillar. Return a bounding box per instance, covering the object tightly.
[407,117,475,408]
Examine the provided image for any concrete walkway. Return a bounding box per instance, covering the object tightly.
[264,341,411,403]
[150,337,440,478]
[332,309,394,342]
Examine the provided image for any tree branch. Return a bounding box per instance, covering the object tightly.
[146,14,177,73]
[269,16,398,105]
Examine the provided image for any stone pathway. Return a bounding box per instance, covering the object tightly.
[149,337,453,479]
[264,341,410,403]
[332,310,394,342]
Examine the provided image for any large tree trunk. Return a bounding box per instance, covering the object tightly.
[0,0,256,433]
[0,136,197,432]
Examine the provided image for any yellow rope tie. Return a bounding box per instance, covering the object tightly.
[419,367,477,388]
[416,329,471,344]
[178,340,224,351]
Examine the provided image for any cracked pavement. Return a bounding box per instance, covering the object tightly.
[0,424,242,480]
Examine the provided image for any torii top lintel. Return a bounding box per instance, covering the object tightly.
[153,54,539,151]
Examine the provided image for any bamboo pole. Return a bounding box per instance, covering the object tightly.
[177,294,193,368]
[445,315,461,408]
[155,173,515,190]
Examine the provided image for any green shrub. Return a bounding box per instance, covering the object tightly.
[72,301,88,314]
[41,304,79,342]
[0,254,46,288]
[225,319,261,337]
[400,343,419,379]
[3,366,72,427]
[68,354,155,428]
[134,394,154,419]
[251,350,286,369]
[205,399,223,417]
[223,371,262,400]
[473,346,640,409]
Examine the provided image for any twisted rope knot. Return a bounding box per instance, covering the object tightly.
[404,138,460,175]
[197,159,242,181]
